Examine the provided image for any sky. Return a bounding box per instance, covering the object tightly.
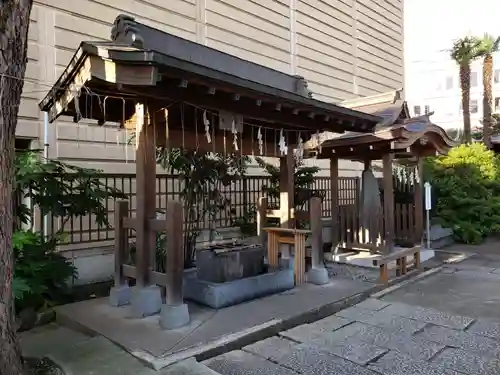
[405,0,500,62]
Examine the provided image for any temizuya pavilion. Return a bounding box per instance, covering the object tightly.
[38,15,380,328]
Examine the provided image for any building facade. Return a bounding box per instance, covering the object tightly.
[20,0,404,174]
[404,0,500,132]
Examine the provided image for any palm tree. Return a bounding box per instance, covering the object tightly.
[477,34,500,147]
[450,36,481,144]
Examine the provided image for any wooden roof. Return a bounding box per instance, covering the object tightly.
[305,90,456,160]
[38,14,380,140]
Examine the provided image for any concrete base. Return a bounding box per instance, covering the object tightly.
[331,249,436,269]
[109,284,132,307]
[159,303,190,330]
[307,267,330,285]
[131,285,162,318]
[184,268,294,309]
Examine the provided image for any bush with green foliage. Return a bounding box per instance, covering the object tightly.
[156,148,249,268]
[424,143,500,243]
[13,150,125,312]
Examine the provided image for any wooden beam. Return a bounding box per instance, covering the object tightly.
[414,158,424,246]
[330,157,339,252]
[119,83,364,132]
[309,197,323,270]
[165,200,184,306]
[280,146,295,228]
[134,102,157,286]
[257,197,268,245]
[114,200,129,287]
[382,153,395,254]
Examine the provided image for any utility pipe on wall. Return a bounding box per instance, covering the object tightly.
[43,111,49,238]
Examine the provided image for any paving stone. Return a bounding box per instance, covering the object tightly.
[431,347,500,375]
[368,350,463,375]
[273,343,379,375]
[310,338,388,365]
[205,350,296,375]
[306,315,353,332]
[354,309,428,334]
[162,358,221,375]
[355,298,391,311]
[467,319,500,340]
[455,270,500,280]
[279,317,353,343]
[323,322,445,360]
[20,325,92,358]
[381,301,475,329]
[243,337,297,361]
[417,324,500,355]
[279,324,328,343]
[336,306,376,321]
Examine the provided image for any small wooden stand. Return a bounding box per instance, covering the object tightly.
[262,227,311,285]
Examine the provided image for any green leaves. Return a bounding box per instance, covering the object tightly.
[425,143,500,244]
[12,150,125,312]
[156,148,250,267]
[14,150,126,231]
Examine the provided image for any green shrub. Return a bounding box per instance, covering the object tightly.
[13,231,76,312]
[424,143,500,243]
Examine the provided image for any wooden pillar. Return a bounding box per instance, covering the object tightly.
[413,158,424,246]
[279,146,295,228]
[165,200,184,306]
[134,102,157,287]
[382,153,395,254]
[330,157,339,252]
[114,200,129,287]
[257,197,268,245]
[309,197,323,269]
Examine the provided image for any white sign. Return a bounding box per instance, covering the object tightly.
[424,182,432,211]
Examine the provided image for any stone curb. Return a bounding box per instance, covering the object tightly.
[132,259,455,370]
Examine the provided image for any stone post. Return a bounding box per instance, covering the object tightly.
[109,200,132,306]
[160,200,190,329]
[307,197,329,284]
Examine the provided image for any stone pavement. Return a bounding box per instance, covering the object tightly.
[203,255,500,375]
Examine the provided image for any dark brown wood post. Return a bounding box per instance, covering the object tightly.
[310,197,322,269]
[382,153,395,254]
[330,157,339,252]
[165,200,184,306]
[160,200,190,329]
[135,102,157,287]
[114,200,129,287]
[413,158,424,246]
[257,196,268,245]
[279,146,295,229]
[109,199,132,307]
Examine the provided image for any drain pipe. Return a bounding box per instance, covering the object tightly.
[43,111,49,238]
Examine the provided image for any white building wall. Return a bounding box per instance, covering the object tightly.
[404,0,500,132]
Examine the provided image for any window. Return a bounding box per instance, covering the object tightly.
[445,76,454,90]
[495,97,500,112]
[495,70,500,84]
[414,105,421,116]
[470,99,479,113]
[471,71,478,87]
[424,105,430,114]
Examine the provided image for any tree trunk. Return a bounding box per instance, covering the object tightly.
[460,62,472,144]
[483,54,493,148]
[0,1,34,375]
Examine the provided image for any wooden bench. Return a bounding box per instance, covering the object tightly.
[372,246,421,284]
[262,227,311,285]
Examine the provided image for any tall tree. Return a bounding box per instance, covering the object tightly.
[0,1,34,374]
[450,36,481,144]
[477,33,500,148]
